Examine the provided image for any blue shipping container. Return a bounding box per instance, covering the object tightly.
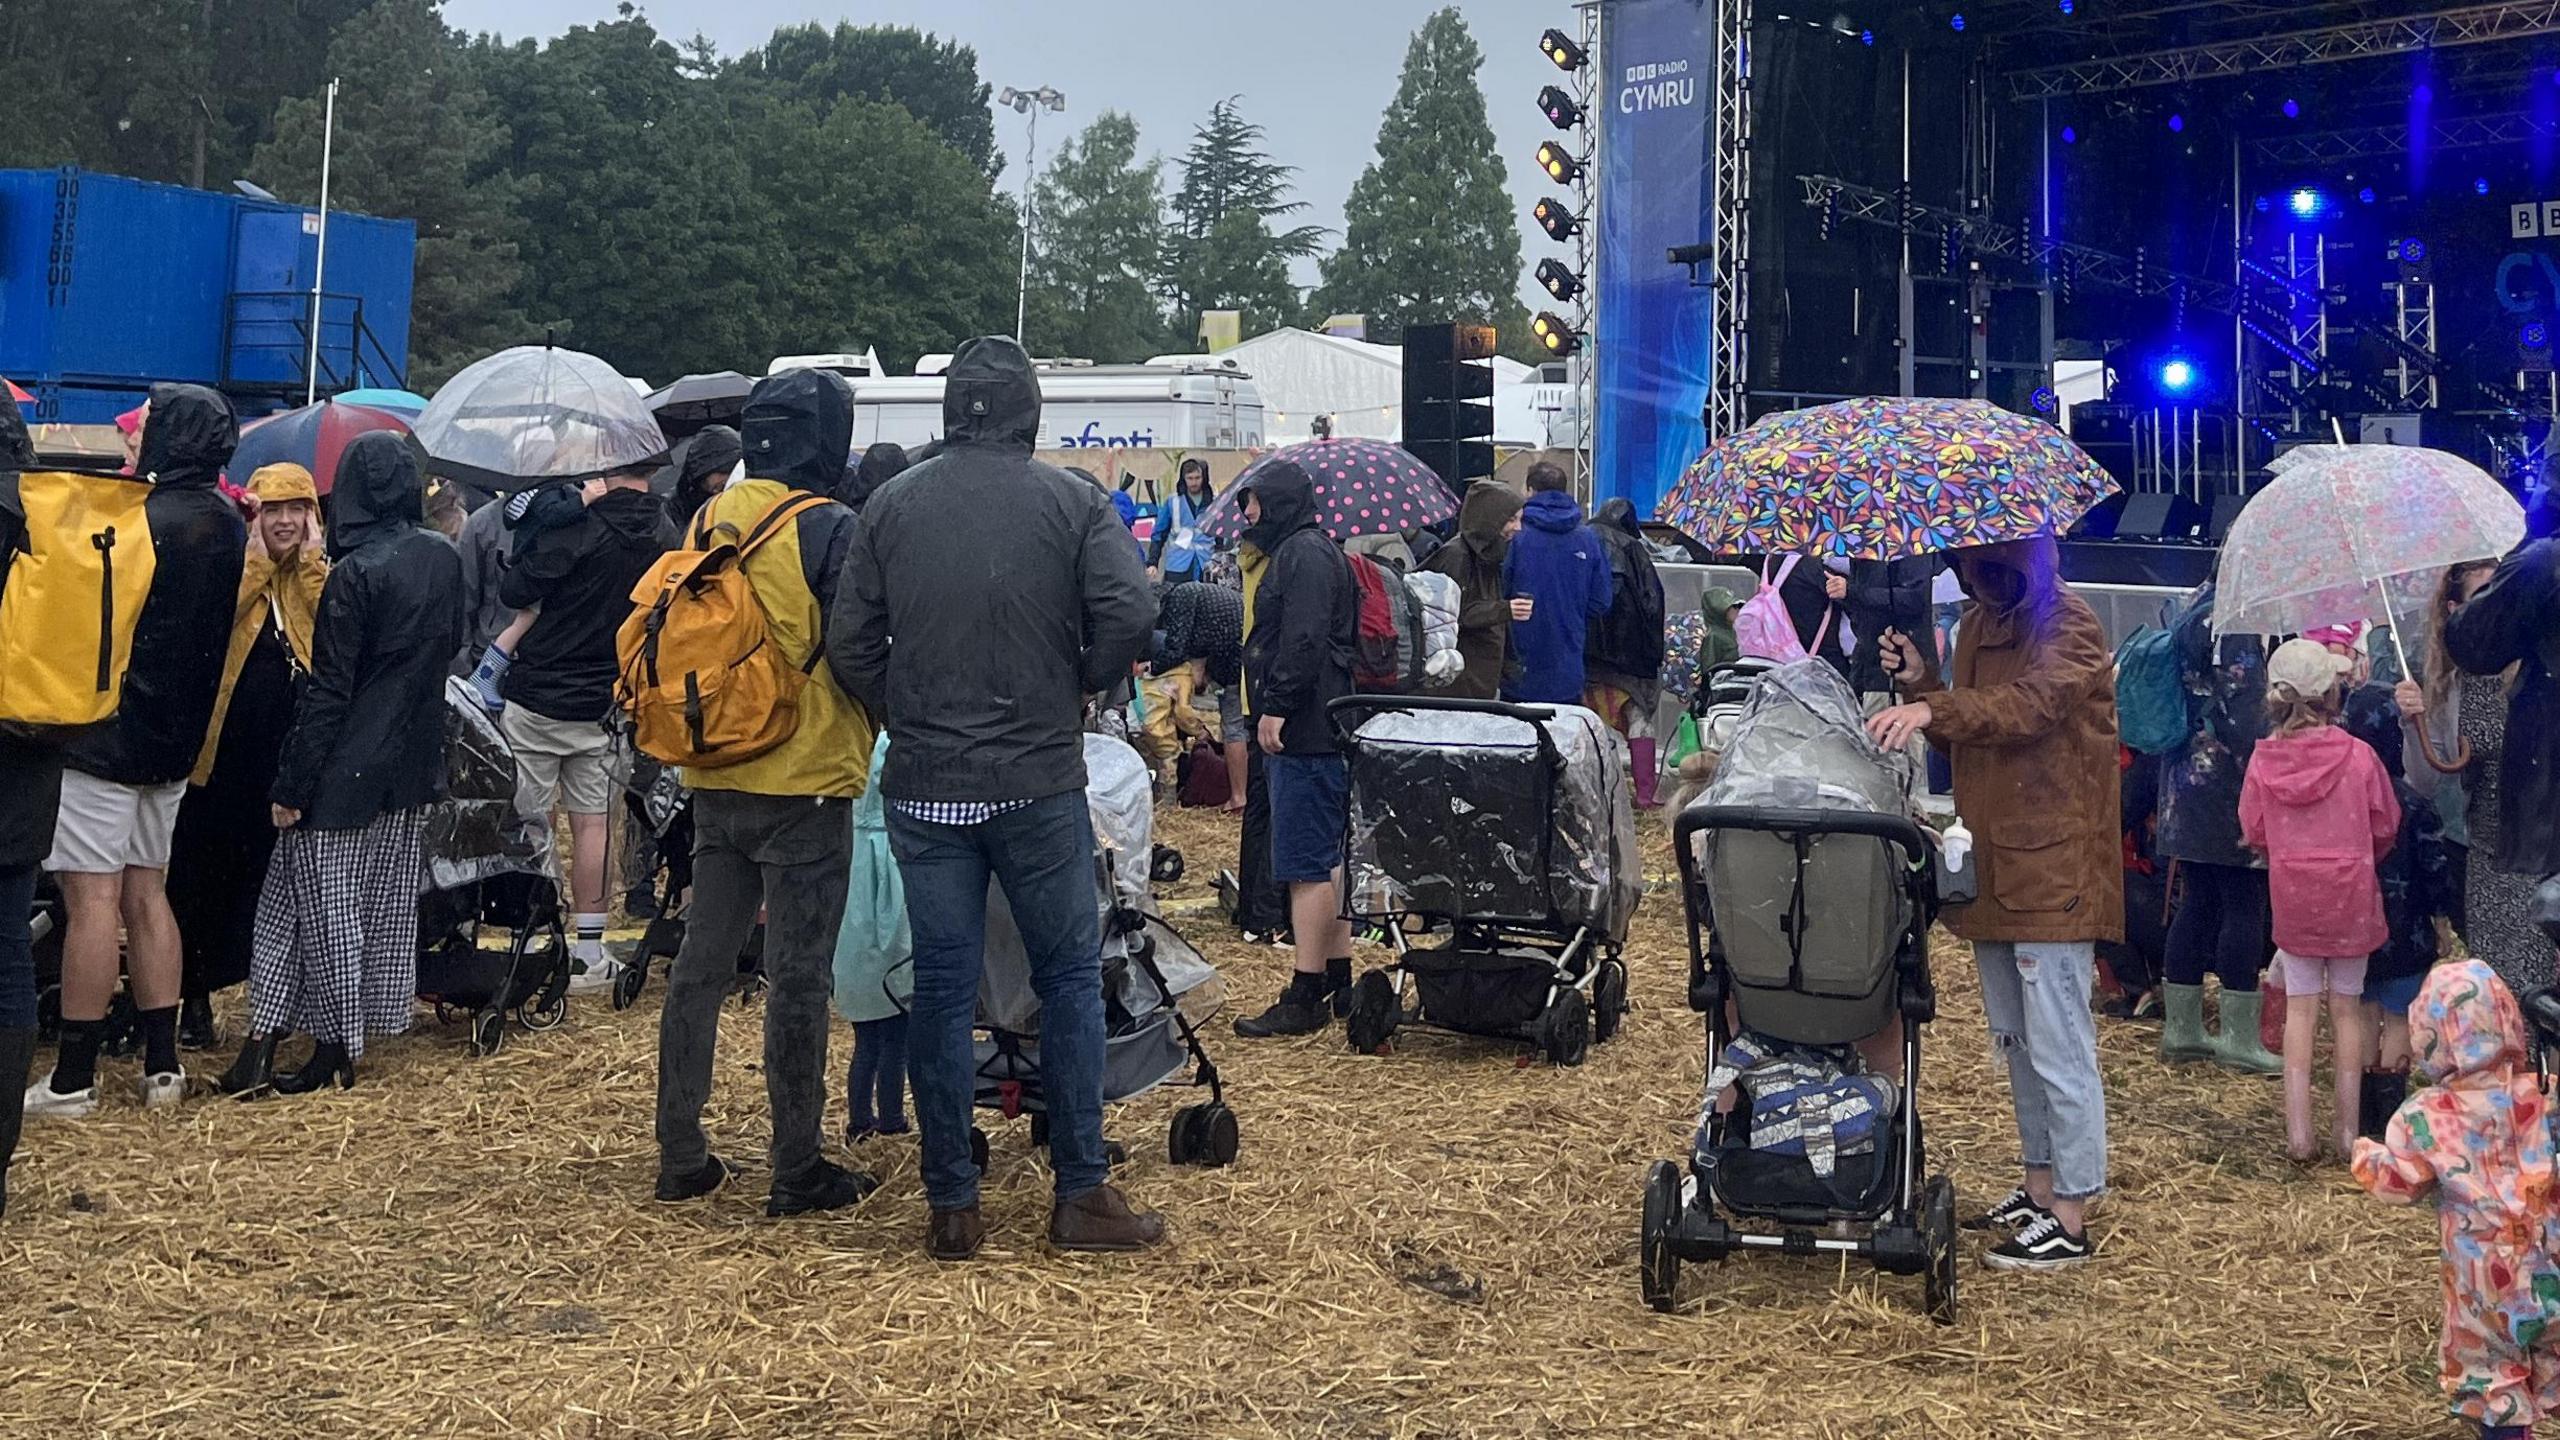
[0,167,416,425]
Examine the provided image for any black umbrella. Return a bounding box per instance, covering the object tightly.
[645,371,755,428]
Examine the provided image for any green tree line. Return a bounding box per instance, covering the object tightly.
[0,1,1530,385]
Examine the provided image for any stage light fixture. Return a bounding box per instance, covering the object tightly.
[2479,177,2494,195]
[1860,28,1876,45]
[2061,125,2078,144]
[2359,187,2378,204]
[1540,28,1588,72]
[2254,194,2273,213]
[1539,86,1584,131]
[1537,142,1583,185]
[2399,238,2429,264]
[2057,0,2073,13]
[2031,386,2060,415]
[1536,258,1583,303]
[2288,186,2326,220]
[2527,322,2551,349]
[1820,187,1840,239]
[1949,13,1965,32]
[2167,112,2185,133]
[1534,196,1583,241]
[1531,312,1581,357]
[2158,358,2198,395]
[2283,98,2300,119]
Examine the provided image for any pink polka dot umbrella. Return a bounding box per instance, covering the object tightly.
[1197,438,1460,542]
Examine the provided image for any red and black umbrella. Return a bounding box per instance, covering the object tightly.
[232,399,413,493]
[4,378,30,406]
[1197,437,1460,542]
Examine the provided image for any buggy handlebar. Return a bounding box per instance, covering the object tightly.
[1326,693,1558,742]
[1670,806,1937,886]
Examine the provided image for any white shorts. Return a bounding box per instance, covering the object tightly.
[46,770,187,875]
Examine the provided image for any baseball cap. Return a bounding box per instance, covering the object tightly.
[2267,637,2351,702]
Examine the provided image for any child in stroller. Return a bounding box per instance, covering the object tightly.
[1640,660,1963,1323]
[963,734,1238,1173]
[1329,694,1641,1066]
[413,679,573,1056]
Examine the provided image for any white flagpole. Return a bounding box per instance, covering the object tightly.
[305,77,339,406]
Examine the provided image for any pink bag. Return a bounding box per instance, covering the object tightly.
[1734,555,1832,663]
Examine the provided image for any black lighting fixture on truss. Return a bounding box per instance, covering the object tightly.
[1528,14,1599,481]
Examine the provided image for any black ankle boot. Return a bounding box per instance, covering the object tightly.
[271,1041,356,1095]
[214,1034,283,1099]
[0,1025,34,1219]
[2360,1067,2408,1140]
[178,995,218,1051]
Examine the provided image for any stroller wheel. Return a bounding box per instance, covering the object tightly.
[1151,843,1185,885]
[969,1125,991,1176]
[1344,970,1398,1056]
[519,993,568,1032]
[1197,1102,1239,1167]
[1640,1159,1683,1313]
[1593,958,1630,1044]
[1538,987,1591,1067]
[470,1009,506,1058]
[612,957,648,1011]
[1923,1174,1959,1326]
[1168,1105,1204,1165]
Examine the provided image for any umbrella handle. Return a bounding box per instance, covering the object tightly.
[2374,578,2473,775]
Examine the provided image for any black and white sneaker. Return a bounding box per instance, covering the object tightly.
[1959,1186,2049,1232]
[1983,1213,2094,1271]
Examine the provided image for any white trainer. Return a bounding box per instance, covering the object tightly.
[566,954,623,996]
[23,1077,99,1120]
[139,1070,186,1110]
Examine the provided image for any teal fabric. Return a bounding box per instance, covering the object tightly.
[832,734,914,1023]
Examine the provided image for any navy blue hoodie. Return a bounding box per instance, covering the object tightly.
[1501,489,1612,704]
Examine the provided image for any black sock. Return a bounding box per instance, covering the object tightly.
[1284,971,1328,1001]
[139,1005,179,1075]
[51,1019,103,1094]
[1325,956,1353,992]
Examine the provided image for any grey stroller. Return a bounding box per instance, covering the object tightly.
[1640,660,1960,1322]
[967,734,1239,1172]
[1330,695,1641,1066]
[414,679,572,1057]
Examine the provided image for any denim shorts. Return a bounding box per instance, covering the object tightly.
[1265,752,1349,884]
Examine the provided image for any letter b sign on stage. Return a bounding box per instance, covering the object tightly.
[1596,0,1714,520]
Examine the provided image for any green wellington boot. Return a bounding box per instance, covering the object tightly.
[2158,982,2212,1063]
[2211,989,2284,1075]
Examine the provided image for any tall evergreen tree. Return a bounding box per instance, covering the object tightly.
[1164,98,1323,344]
[1024,113,1167,362]
[254,0,526,387]
[1311,8,1526,351]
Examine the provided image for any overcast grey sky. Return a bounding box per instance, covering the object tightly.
[441,0,1577,317]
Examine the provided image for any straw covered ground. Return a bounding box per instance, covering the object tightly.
[0,806,2462,1438]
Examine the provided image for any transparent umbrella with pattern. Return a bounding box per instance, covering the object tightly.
[2211,445,2525,645]
[1660,396,2118,558]
[1196,437,1460,542]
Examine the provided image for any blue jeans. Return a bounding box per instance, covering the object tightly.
[888,792,1107,1211]
[1973,940,2109,1201]
[0,861,37,1029]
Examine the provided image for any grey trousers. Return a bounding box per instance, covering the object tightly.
[654,790,852,1183]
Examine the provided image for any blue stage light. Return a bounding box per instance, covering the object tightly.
[2479,177,2494,195]
[2158,358,2198,395]
[2061,125,2077,144]
[2283,99,2300,119]
[2289,186,2327,219]
[2254,195,2273,213]
[2058,0,2073,13]
[2168,113,2185,133]
[1860,28,1876,45]
[2526,322,2551,350]
[2400,238,2429,264]
[2030,386,2060,415]
[1950,13,1966,32]
[2359,187,2378,204]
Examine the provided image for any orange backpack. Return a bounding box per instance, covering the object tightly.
[616,492,832,769]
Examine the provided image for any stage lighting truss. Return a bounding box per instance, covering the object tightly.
[2006,1,2560,100]
[1533,5,1600,493]
[1798,174,2243,314]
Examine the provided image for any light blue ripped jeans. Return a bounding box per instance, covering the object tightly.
[1973,941,2109,1201]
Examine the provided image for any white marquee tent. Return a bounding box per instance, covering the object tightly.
[1152,328,1581,449]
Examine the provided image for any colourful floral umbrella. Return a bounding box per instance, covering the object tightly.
[1660,396,2118,558]
[1197,437,1459,542]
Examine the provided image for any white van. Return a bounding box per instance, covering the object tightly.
[848,363,1266,452]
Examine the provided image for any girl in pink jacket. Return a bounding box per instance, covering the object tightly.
[2240,638,2400,1161]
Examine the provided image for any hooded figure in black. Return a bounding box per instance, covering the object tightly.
[1238,459,1356,757]
[0,393,57,1212]
[271,433,467,831]
[65,383,249,788]
[831,336,1154,803]
[663,424,741,534]
[220,433,465,1097]
[495,456,676,726]
[838,442,910,515]
[1586,497,1667,690]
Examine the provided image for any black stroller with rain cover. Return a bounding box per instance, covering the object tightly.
[414,678,573,1056]
[966,734,1239,1172]
[1329,695,1640,1066]
[1639,659,1961,1322]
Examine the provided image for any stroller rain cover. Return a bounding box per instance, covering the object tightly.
[422,677,558,893]
[1346,703,1640,942]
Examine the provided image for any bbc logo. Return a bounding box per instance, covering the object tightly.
[2513,201,2560,238]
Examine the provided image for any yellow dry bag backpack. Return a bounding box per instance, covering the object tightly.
[0,470,157,727]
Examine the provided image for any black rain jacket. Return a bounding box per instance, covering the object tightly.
[1240,460,1356,756]
[2446,538,2560,879]
[272,434,466,830]
[497,484,676,724]
[66,384,248,787]
[829,338,1153,802]
[0,397,64,866]
[1587,497,1667,685]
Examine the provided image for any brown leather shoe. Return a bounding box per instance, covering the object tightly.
[927,1205,984,1262]
[1049,1184,1168,1252]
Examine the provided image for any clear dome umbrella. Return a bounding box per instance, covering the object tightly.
[411,344,668,493]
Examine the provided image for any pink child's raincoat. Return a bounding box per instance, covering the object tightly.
[2237,725,2398,958]
[2352,961,2560,1429]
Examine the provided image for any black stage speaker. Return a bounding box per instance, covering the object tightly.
[2116,493,2206,543]
[2209,491,2251,542]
